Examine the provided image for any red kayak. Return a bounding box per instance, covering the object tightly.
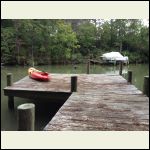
[28,67,50,81]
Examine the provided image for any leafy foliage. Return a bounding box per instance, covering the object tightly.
[1,19,149,65]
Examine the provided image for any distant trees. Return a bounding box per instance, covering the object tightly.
[1,19,149,65]
[1,21,16,64]
[76,21,96,56]
[1,19,79,65]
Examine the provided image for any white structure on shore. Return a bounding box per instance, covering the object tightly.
[100,52,129,64]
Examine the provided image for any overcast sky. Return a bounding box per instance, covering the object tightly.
[142,19,149,26]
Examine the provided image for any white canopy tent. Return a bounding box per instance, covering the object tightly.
[101,52,129,64]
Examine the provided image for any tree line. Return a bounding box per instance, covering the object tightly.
[1,19,149,65]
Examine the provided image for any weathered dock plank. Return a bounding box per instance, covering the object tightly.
[4,74,71,92]
[4,74,142,99]
[43,74,148,131]
[4,74,73,102]
[44,93,149,131]
[3,73,149,130]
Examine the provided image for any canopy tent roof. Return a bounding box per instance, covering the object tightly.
[101,52,123,58]
[101,52,128,61]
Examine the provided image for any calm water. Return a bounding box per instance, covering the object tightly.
[1,64,149,131]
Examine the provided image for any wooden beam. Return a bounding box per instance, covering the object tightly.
[87,61,90,74]
[119,61,123,75]
[143,76,149,97]
[7,73,14,109]
[127,71,132,83]
[71,76,77,92]
[17,103,35,131]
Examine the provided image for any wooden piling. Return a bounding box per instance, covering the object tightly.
[87,61,90,74]
[17,103,35,131]
[127,71,132,83]
[7,73,13,86]
[143,76,149,97]
[7,73,14,109]
[71,76,77,92]
[119,61,123,75]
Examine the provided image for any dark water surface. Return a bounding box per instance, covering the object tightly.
[1,64,149,130]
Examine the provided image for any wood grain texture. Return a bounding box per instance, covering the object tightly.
[3,74,149,130]
[44,93,149,131]
[17,103,35,131]
[43,74,149,131]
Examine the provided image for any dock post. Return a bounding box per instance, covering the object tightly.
[71,76,77,92]
[127,71,132,83]
[143,76,149,97]
[17,103,35,131]
[7,73,14,109]
[87,60,90,74]
[119,61,123,75]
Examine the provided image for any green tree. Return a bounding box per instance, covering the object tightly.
[1,25,16,64]
[1,19,149,65]
[50,20,78,64]
[77,22,97,57]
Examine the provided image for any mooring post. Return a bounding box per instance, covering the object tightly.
[143,76,149,97]
[7,73,14,109]
[17,103,35,131]
[127,70,132,83]
[87,60,90,74]
[119,61,123,75]
[71,76,77,92]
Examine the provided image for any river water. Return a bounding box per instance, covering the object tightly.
[1,64,149,131]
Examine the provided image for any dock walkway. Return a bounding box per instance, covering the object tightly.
[44,74,149,131]
[4,74,149,130]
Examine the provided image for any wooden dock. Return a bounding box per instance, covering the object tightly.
[4,74,149,131]
[4,74,73,103]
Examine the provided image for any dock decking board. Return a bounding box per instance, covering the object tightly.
[44,93,149,131]
[3,74,149,130]
[4,74,73,102]
[43,74,148,131]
